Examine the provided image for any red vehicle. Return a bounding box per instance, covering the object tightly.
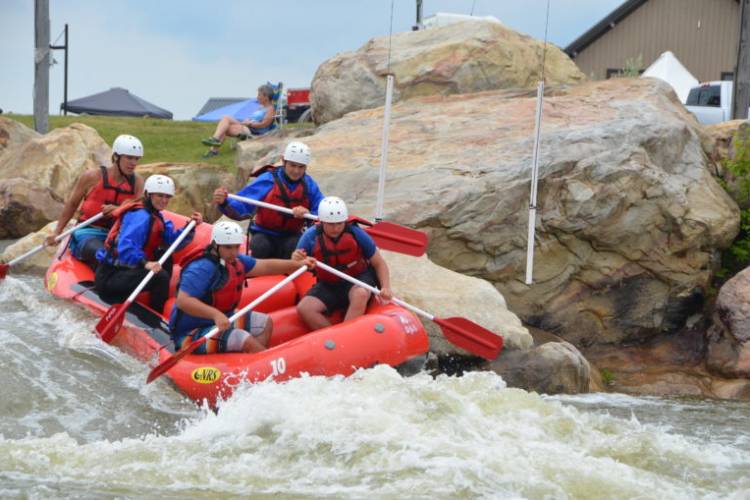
[285,87,311,123]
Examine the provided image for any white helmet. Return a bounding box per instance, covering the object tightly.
[318,196,348,223]
[144,174,175,196]
[112,134,144,157]
[212,221,244,245]
[283,141,311,165]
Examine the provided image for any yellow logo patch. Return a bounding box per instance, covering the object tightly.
[46,272,58,292]
[191,367,221,384]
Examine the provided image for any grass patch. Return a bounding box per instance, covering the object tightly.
[6,114,314,172]
[600,368,616,387]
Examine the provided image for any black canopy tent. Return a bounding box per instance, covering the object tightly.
[60,87,173,119]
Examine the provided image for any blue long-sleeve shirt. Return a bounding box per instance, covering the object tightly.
[96,209,193,266]
[219,168,324,236]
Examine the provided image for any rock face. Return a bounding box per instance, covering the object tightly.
[488,341,591,395]
[311,20,585,124]
[707,267,750,378]
[0,117,38,161]
[0,122,110,237]
[236,77,738,349]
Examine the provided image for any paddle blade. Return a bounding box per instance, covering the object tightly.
[96,303,127,343]
[434,316,504,360]
[365,221,428,257]
[0,264,8,280]
[147,337,206,384]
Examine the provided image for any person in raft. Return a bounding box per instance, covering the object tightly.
[212,141,324,259]
[45,134,146,269]
[94,174,202,314]
[201,84,276,158]
[169,221,316,354]
[295,196,393,329]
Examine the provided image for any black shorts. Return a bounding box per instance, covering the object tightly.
[306,268,378,314]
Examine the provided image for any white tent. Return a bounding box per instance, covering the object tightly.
[641,51,698,104]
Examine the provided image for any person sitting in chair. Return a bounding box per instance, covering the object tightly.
[201,84,276,158]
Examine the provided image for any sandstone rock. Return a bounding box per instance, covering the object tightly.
[271,77,738,348]
[0,117,38,161]
[311,20,584,124]
[707,266,750,378]
[703,121,750,208]
[0,220,59,273]
[385,250,531,352]
[0,122,111,237]
[487,341,590,394]
[0,178,62,238]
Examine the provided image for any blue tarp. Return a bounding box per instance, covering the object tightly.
[192,98,264,122]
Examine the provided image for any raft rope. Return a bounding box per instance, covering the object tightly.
[525,0,551,285]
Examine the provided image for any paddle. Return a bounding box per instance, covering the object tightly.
[0,212,105,280]
[227,193,428,257]
[146,264,309,384]
[314,260,504,360]
[96,220,197,343]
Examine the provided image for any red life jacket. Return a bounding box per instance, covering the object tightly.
[103,201,165,264]
[178,246,246,313]
[253,168,310,233]
[80,166,136,228]
[312,224,369,284]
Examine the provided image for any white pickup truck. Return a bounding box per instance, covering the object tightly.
[685,81,749,125]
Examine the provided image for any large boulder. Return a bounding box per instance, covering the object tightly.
[707,266,750,378]
[311,20,585,124]
[239,77,738,349]
[385,251,531,352]
[0,122,110,237]
[0,117,38,161]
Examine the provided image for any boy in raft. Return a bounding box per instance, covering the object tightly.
[212,141,324,259]
[94,174,202,314]
[45,134,146,269]
[169,221,316,354]
[296,196,393,329]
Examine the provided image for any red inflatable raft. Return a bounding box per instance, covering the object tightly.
[45,211,429,406]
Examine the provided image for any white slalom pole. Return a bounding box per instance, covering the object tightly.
[375,73,394,223]
[525,80,544,285]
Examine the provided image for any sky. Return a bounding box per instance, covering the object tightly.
[1,0,625,120]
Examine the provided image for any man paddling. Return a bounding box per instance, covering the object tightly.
[169,221,315,354]
[212,141,324,259]
[296,196,393,329]
[45,134,146,269]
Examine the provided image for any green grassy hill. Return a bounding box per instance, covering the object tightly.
[6,114,312,171]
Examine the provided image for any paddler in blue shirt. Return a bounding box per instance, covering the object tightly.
[212,141,324,259]
[295,196,393,331]
[94,174,202,314]
[169,221,315,354]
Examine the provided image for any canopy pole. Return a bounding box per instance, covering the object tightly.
[525,0,551,286]
[375,74,394,223]
[525,80,544,285]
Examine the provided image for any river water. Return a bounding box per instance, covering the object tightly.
[1,272,749,499]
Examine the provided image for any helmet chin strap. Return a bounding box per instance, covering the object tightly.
[114,155,127,178]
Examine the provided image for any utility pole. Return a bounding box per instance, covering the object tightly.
[412,0,423,31]
[733,0,750,120]
[33,0,50,133]
[50,24,69,115]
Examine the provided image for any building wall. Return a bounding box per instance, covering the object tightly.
[572,0,739,82]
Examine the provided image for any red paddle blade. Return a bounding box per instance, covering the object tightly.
[434,316,504,360]
[0,264,8,280]
[147,336,206,384]
[96,303,127,343]
[365,221,428,257]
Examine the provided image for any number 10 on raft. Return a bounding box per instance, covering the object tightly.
[270,357,286,377]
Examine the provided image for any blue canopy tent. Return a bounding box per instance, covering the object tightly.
[192,98,264,122]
